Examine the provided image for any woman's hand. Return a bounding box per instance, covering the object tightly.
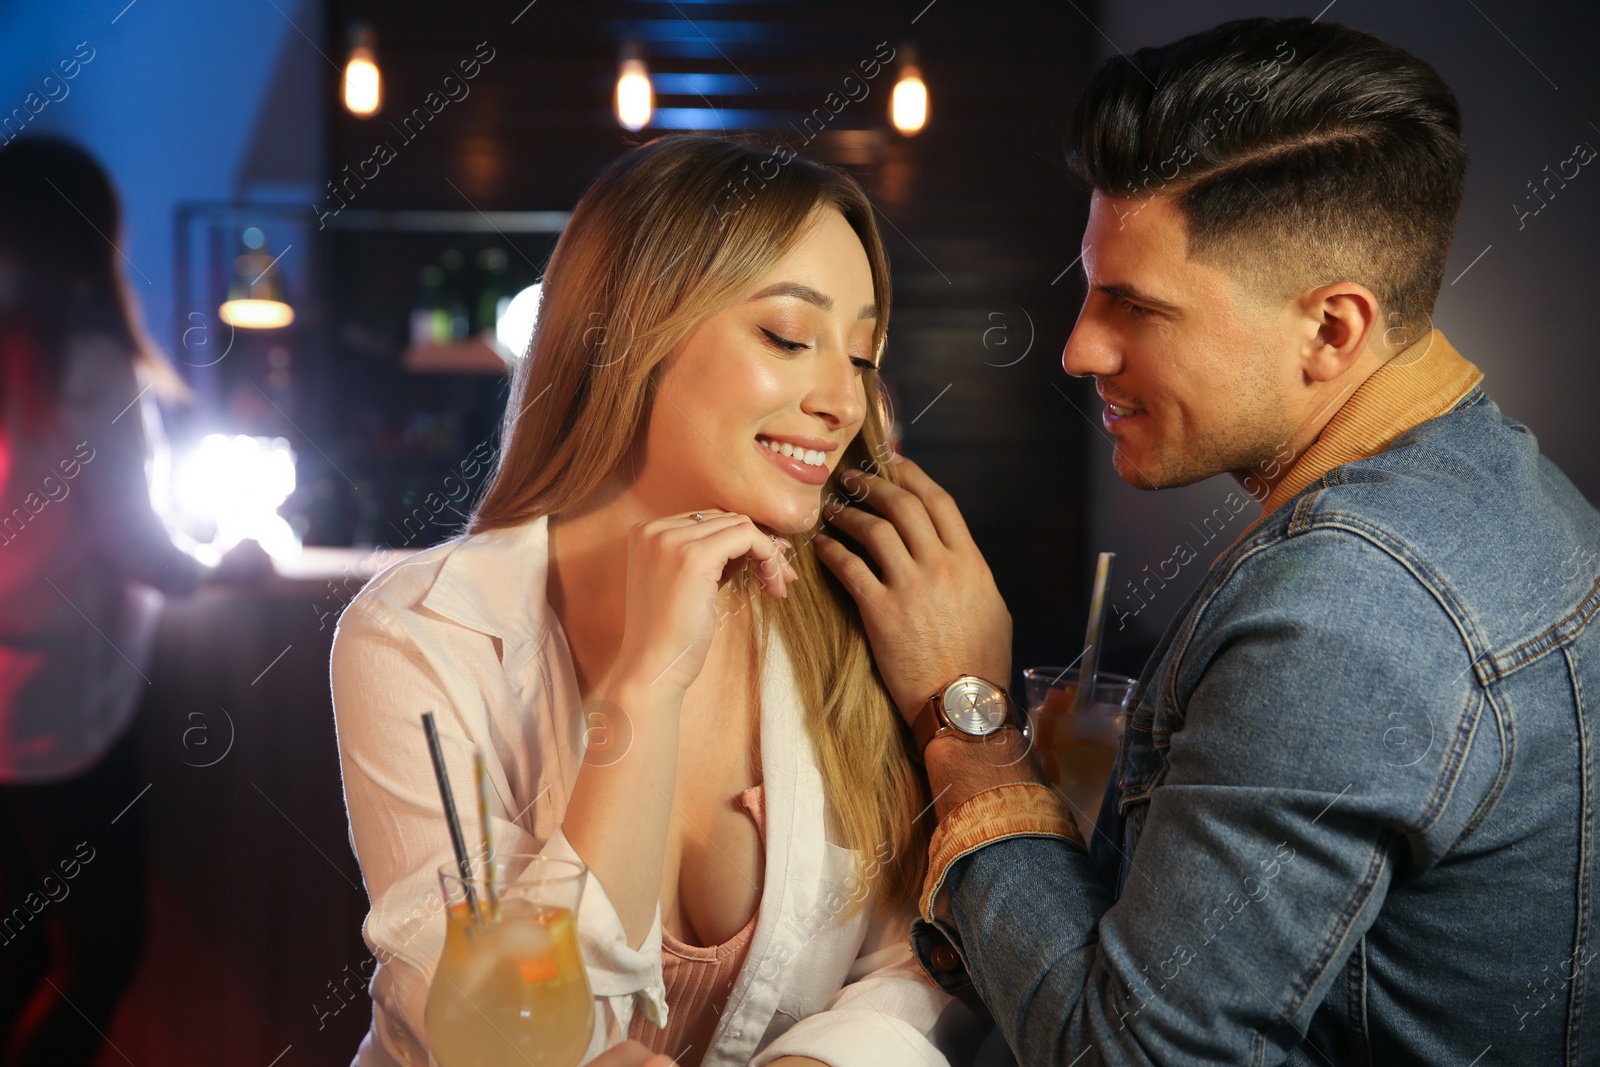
[613,509,798,693]
[590,1039,678,1067]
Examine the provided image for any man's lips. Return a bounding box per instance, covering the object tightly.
[1096,385,1143,416]
[1097,387,1147,434]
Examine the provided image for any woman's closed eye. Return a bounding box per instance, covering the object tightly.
[760,326,810,353]
[760,326,877,372]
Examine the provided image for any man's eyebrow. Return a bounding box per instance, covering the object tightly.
[1096,283,1181,312]
[748,281,877,319]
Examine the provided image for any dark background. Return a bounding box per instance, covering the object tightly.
[305,0,1098,659]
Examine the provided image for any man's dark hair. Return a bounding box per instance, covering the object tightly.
[1067,17,1468,341]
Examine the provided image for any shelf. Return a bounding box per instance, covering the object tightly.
[400,335,513,374]
[322,209,570,234]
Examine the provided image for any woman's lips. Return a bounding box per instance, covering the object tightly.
[756,436,830,486]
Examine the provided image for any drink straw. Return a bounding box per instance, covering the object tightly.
[1072,552,1116,719]
[421,712,481,923]
[473,747,499,921]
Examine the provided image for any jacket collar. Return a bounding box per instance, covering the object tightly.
[1252,328,1484,523]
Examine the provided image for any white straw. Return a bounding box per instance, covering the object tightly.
[1072,552,1116,718]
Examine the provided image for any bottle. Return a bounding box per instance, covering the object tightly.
[440,248,470,341]
[410,265,449,347]
[475,247,509,337]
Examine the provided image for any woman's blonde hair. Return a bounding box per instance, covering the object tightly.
[470,134,927,913]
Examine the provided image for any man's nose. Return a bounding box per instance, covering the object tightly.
[1061,318,1120,378]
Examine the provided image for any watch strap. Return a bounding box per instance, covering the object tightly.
[908,678,1024,763]
[910,692,948,759]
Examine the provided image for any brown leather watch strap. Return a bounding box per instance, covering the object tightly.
[910,692,947,760]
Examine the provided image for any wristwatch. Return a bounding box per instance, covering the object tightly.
[910,675,1027,762]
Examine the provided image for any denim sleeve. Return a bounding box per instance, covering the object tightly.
[913,528,1483,1065]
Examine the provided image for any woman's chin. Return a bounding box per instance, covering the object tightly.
[751,516,810,539]
[745,497,822,538]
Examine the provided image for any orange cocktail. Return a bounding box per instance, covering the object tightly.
[426,855,594,1067]
[1024,668,1137,838]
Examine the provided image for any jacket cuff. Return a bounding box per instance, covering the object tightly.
[919,782,1082,921]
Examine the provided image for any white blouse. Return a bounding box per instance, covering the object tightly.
[330,514,972,1067]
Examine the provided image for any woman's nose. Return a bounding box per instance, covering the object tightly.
[802,351,866,429]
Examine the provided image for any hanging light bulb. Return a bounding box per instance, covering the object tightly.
[219,227,295,330]
[891,43,928,136]
[343,23,382,116]
[615,38,653,131]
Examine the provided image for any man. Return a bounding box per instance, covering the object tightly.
[814,16,1600,1065]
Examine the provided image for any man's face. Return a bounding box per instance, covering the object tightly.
[1061,191,1307,490]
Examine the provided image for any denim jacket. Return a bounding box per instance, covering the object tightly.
[911,335,1600,1065]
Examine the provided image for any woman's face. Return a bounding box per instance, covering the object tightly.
[636,207,880,534]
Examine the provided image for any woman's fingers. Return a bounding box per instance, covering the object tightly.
[589,1040,678,1067]
[617,509,798,693]
[654,510,798,598]
[695,519,798,599]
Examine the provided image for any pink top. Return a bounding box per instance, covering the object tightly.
[627,783,766,1067]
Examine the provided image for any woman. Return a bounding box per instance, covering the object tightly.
[331,135,978,1067]
[0,136,268,1065]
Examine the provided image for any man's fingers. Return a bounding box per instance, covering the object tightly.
[882,455,977,551]
[824,505,914,579]
[813,529,887,601]
[839,469,944,560]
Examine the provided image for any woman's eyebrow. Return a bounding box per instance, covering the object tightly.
[748,281,877,319]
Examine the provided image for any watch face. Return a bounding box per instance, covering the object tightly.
[943,677,1008,736]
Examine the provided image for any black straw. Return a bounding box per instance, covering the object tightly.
[421,712,481,922]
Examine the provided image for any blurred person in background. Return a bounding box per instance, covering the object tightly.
[0,135,269,1066]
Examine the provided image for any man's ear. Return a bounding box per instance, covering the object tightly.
[1299,282,1380,383]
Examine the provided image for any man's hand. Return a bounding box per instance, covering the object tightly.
[207,537,275,583]
[813,455,1012,723]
